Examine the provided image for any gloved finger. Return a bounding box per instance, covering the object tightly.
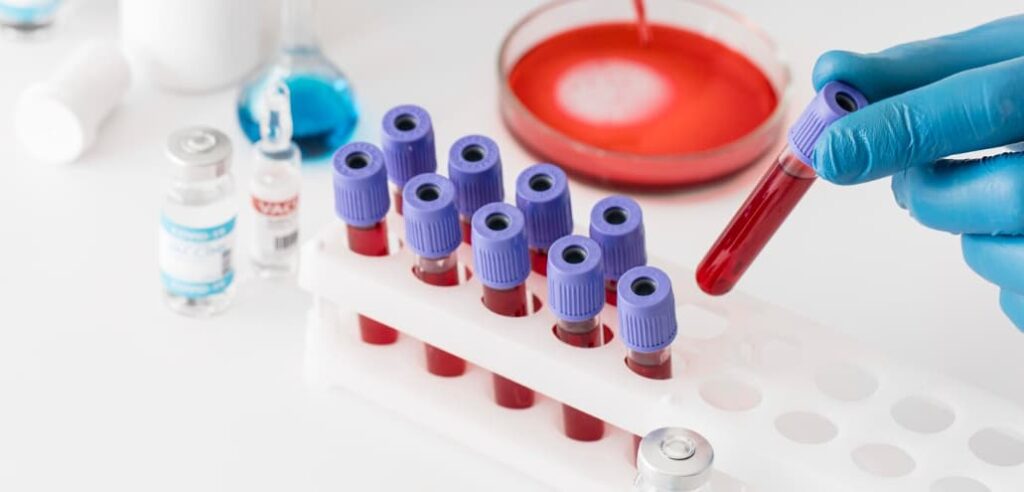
[998,289,1024,333]
[813,57,1024,185]
[813,15,1024,102]
[891,153,1024,234]
[962,234,1024,293]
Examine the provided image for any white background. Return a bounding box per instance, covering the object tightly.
[1,0,1022,490]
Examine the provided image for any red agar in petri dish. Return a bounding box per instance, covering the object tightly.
[502,0,783,187]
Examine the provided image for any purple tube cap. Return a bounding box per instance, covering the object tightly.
[381,104,437,187]
[332,142,390,228]
[547,235,605,322]
[515,163,573,250]
[448,135,504,217]
[787,81,868,165]
[471,203,530,290]
[403,173,461,259]
[589,196,646,281]
[617,266,677,353]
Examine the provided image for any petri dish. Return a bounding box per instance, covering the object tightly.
[499,0,790,188]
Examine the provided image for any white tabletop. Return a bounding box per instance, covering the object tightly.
[1,0,1021,490]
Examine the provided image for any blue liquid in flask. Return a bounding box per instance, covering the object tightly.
[238,74,358,161]
[236,0,359,161]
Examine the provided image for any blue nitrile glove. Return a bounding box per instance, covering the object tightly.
[810,15,1024,331]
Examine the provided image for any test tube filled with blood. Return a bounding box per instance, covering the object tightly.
[449,135,505,244]
[403,173,467,377]
[696,82,868,296]
[331,142,398,345]
[381,104,437,215]
[471,203,536,409]
[618,266,677,381]
[589,196,647,306]
[548,235,607,441]
[515,163,573,276]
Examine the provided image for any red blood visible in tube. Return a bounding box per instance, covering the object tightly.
[483,284,535,409]
[530,249,548,276]
[605,279,618,306]
[460,217,473,245]
[626,355,672,380]
[696,151,816,296]
[416,262,466,377]
[347,222,398,345]
[554,324,605,441]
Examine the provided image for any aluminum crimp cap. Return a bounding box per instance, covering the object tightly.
[617,266,677,352]
[471,203,530,290]
[403,173,461,259]
[381,104,437,187]
[448,134,504,218]
[547,235,605,322]
[332,142,390,228]
[515,163,573,250]
[787,81,868,165]
[637,427,714,491]
[589,195,646,281]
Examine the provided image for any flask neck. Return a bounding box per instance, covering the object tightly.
[281,0,319,50]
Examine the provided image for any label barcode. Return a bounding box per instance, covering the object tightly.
[221,248,233,276]
[275,232,299,251]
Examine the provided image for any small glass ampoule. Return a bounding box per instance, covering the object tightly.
[159,127,238,317]
[250,82,302,277]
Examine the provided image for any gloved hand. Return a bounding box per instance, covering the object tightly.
[810,15,1024,331]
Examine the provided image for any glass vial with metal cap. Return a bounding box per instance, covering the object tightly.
[159,126,238,317]
[635,428,714,492]
[250,82,302,277]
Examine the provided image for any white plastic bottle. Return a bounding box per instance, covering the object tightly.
[250,82,302,276]
[159,127,238,317]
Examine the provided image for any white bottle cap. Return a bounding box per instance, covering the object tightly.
[14,41,131,163]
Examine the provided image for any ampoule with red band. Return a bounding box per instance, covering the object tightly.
[403,173,466,377]
[471,202,535,409]
[697,81,868,296]
[331,142,398,345]
[516,163,573,276]
[548,235,607,441]
[449,135,505,245]
[589,196,647,306]
[381,104,436,216]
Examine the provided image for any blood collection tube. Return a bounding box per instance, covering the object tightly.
[449,135,505,244]
[331,142,398,345]
[547,235,607,441]
[696,81,868,296]
[471,202,535,409]
[590,196,647,306]
[403,173,467,377]
[515,163,573,276]
[618,266,677,380]
[381,104,436,215]
[634,428,714,492]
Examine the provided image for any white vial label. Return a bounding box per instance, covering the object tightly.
[251,193,299,258]
[159,215,236,298]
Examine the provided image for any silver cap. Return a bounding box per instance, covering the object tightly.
[637,428,714,491]
[166,126,232,181]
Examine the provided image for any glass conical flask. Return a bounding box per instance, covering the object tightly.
[236,0,358,161]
